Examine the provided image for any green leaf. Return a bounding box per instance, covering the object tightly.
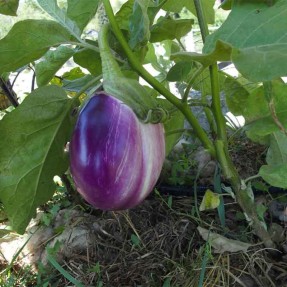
[62,67,86,80]
[163,0,215,24]
[259,164,287,189]
[0,85,77,233]
[204,0,287,82]
[166,62,194,82]
[129,0,150,49]
[73,49,102,76]
[223,75,258,116]
[243,82,287,140]
[0,0,19,16]
[67,0,99,32]
[171,40,232,68]
[36,0,81,40]
[115,0,134,30]
[63,74,97,93]
[150,17,193,43]
[199,189,220,211]
[157,98,184,155]
[0,20,72,73]
[266,132,287,165]
[259,132,287,188]
[35,46,75,87]
[131,234,141,246]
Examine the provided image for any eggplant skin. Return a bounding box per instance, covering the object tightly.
[70,92,165,210]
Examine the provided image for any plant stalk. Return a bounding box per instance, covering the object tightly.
[194,0,275,248]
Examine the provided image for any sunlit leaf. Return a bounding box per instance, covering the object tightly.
[204,0,287,81]
[0,85,77,233]
[199,189,220,211]
[67,0,99,32]
[37,0,81,40]
[0,20,71,73]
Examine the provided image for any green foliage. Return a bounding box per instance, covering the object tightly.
[0,19,71,73]
[35,46,75,86]
[150,17,193,43]
[0,0,19,16]
[36,0,81,40]
[129,0,150,49]
[0,86,77,233]
[67,0,99,32]
[259,131,287,188]
[204,0,287,82]
[162,0,216,24]
[73,48,102,76]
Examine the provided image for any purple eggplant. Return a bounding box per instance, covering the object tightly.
[70,92,165,210]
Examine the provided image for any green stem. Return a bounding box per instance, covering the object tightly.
[244,174,261,184]
[102,0,215,156]
[193,0,209,42]
[195,0,275,249]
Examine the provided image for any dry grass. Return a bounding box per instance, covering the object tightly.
[1,191,287,287]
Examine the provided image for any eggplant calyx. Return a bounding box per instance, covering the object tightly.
[143,107,169,124]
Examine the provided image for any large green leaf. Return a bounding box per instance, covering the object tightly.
[0,0,19,16]
[67,0,99,32]
[129,0,150,49]
[266,131,287,165]
[0,85,77,233]
[0,20,72,73]
[204,0,287,81]
[162,0,215,24]
[223,75,258,116]
[36,0,81,40]
[259,164,287,189]
[259,131,287,188]
[150,17,193,43]
[35,46,75,87]
[243,82,287,140]
[73,49,102,76]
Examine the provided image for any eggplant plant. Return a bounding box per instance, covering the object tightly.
[0,0,286,252]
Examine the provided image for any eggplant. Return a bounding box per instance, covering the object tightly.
[70,92,165,210]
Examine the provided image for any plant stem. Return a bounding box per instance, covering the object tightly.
[102,0,216,156]
[194,0,275,249]
[244,174,261,184]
